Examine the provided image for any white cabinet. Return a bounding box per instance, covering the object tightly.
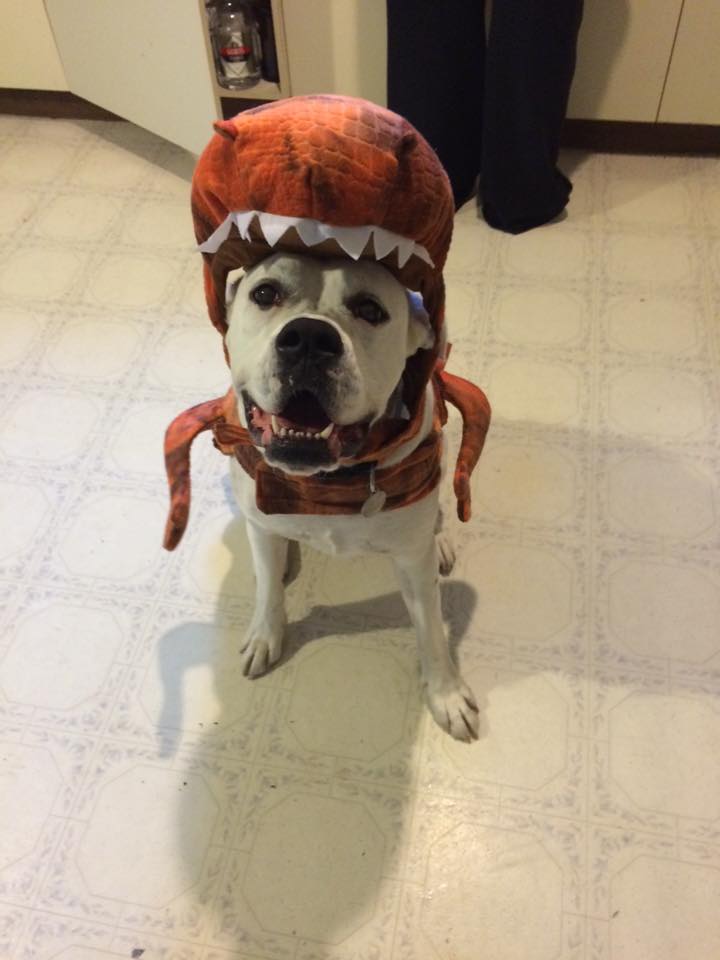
[43,0,373,153]
[658,0,720,124]
[45,0,218,153]
[44,0,290,153]
[0,0,67,91]
[567,0,684,122]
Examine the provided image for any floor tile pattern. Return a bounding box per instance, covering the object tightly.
[1,117,720,958]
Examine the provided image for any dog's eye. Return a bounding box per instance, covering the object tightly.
[251,282,283,308]
[348,296,389,326]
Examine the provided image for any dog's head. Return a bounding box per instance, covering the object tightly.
[225,252,434,475]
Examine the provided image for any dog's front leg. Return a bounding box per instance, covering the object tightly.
[393,543,479,741]
[241,521,288,677]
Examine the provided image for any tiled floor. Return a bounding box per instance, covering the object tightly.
[1,114,720,959]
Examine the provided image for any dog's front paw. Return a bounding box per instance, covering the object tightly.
[425,678,480,742]
[241,617,285,678]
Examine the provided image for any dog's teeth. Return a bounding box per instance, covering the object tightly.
[271,415,279,434]
[280,427,287,438]
[288,429,296,436]
[319,423,334,440]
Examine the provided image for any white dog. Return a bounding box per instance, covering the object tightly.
[225,251,479,742]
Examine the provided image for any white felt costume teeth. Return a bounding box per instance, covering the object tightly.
[198,210,434,270]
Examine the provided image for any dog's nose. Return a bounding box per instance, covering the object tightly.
[276,317,343,364]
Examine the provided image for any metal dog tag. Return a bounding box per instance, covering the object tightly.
[361,466,386,518]
[361,489,387,518]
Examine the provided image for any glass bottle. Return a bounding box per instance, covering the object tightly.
[208,0,262,90]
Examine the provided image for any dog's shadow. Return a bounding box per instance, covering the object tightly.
[162,493,478,955]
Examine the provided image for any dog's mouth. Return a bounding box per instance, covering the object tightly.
[242,390,369,471]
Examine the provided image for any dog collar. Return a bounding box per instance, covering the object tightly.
[162,362,491,551]
[228,427,444,521]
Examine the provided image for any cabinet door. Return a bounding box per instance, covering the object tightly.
[0,0,68,91]
[568,0,684,121]
[45,0,218,153]
[658,0,720,124]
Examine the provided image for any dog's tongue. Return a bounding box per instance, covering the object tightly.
[280,391,331,429]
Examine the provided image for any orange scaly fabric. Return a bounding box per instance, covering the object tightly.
[192,95,453,340]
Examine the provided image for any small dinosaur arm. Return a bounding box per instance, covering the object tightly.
[162,390,241,550]
[162,374,491,550]
[439,368,492,521]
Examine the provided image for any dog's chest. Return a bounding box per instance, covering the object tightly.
[267,518,380,556]
[230,460,438,557]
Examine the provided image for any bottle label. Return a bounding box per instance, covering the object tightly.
[220,45,251,61]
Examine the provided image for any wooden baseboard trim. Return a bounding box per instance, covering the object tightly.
[562,119,720,155]
[0,87,268,124]
[0,88,121,121]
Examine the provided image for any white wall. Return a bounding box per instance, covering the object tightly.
[283,0,387,105]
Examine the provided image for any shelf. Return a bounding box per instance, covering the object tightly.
[199,0,291,120]
[212,77,283,101]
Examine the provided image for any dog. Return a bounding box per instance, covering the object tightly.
[224,251,480,742]
[161,96,490,742]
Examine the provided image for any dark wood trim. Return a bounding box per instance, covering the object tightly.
[0,87,270,124]
[0,88,121,121]
[562,118,720,155]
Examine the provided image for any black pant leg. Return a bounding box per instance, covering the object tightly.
[386,0,485,207]
[480,0,584,233]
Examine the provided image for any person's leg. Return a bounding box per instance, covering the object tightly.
[386,0,485,208]
[480,0,584,233]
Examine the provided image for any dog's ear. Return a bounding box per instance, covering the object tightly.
[406,289,435,355]
[225,267,245,306]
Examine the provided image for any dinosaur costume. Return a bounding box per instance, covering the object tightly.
[163,95,491,550]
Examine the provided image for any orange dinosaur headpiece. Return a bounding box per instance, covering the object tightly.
[191,94,455,410]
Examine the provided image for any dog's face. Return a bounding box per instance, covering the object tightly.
[225,252,433,474]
